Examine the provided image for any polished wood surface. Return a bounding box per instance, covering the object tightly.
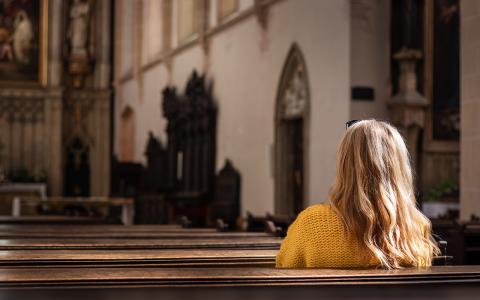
[0,224,476,300]
[0,237,282,250]
[0,266,479,288]
[0,231,272,239]
[0,249,277,267]
[0,224,215,233]
[0,216,107,224]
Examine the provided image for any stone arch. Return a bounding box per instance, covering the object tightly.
[119,106,135,162]
[274,43,310,215]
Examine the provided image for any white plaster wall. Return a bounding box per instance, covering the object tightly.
[171,45,205,90]
[273,0,350,210]
[116,66,170,163]
[139,66,170,150]
[350,0,390,120]
[209,0,351,215]
[209,17,276,215]
[114,0,351,215]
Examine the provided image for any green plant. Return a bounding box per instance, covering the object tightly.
[424,180,459,202]
[10,168,48,183]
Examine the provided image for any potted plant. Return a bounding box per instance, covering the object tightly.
[422,179,459,219]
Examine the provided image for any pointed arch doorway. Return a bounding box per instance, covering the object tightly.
[274,44,310,216]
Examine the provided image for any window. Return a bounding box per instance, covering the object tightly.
[177,0,198,42]
[218,0,238,22]
[142,0,164,64]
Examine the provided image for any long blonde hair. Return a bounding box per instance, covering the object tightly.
[329,120,439,269]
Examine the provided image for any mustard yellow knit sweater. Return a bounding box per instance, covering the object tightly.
[276,204,378,268]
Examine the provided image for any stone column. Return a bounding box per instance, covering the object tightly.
[91,0,112,196]
[48,0,63,86]
[90,90,111,196]
[460,1,480,220]
[46,0,64,196]
[94,0,112,89]
[45,89,63,196]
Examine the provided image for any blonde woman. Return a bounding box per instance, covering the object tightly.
[276,119,439,269]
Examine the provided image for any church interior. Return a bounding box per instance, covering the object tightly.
[0,0,479,298]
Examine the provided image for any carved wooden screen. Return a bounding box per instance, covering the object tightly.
[162,71,217,212]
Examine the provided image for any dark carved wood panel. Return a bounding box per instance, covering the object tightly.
[212,160,241,229]
[110,156,144,197]
[163,71,217,226]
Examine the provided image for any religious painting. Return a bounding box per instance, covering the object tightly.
[0,0,47,85]
[432,0,460,140]
[390,0,425,95]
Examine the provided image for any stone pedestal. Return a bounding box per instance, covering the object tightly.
[389,48,427,173]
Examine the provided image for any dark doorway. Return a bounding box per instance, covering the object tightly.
[274,44,309,216]
[64,137,90,197]
[286,118,304,215]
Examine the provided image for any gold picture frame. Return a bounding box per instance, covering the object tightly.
[0,0,48,87]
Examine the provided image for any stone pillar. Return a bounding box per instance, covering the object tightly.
[48,0,63,87]
[45,89,63,196]
[388,48,428,174]
[93,0,112,196]
[46,0,64,196]
[460,1,480,220]
[94,0,112,89]
[90,90,111,196]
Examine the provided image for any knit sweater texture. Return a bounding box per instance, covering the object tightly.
[276,204,379,268]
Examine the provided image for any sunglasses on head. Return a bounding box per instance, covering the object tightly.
[345,120,360,129]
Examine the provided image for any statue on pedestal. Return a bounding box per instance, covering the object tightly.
[67,0,92,88]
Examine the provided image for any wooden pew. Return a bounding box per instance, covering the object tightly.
[0,249,277,268]
[0,223,274,238]
[463,223,480,264]
[0,237,282,250]
[0,215,108,225]
[0,224,281,267]
[0,224,205,232]
[0,266,479,300]
[0,231,275,239]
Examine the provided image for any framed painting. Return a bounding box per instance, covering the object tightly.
[0,0,48,86]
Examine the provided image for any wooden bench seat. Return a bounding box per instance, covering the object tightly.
[0,249,278,268]
[0,216,108,225]
[0,228,272,239]
[0,266,479,300]
[0,231,273,239]
[0,237,282,250]
[0,224,215,233]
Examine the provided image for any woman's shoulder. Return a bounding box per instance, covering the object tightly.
[296,203,339,225]
[299,203,335,217]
